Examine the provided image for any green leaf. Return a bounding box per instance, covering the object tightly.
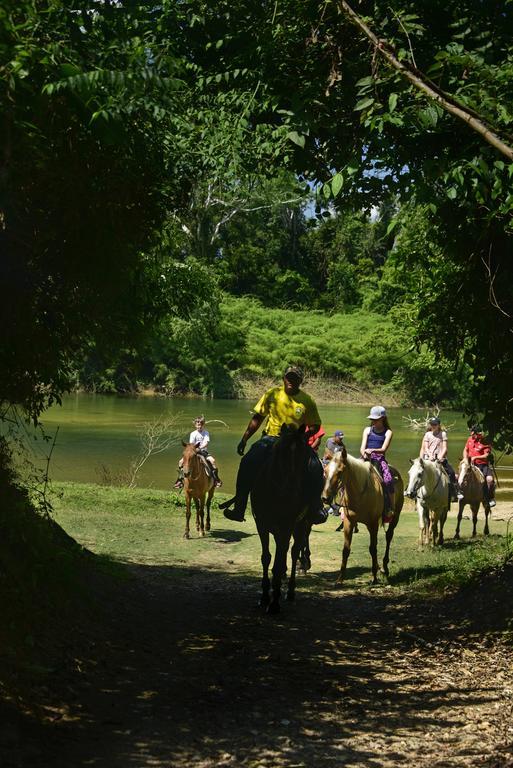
[355,97,374,112]
[286,131,305,148]
[447,187,457,200]
[331,172,344,197]
[386,219,398,235]
[388,93,398,112]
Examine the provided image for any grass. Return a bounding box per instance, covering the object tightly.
[49,481,513,596]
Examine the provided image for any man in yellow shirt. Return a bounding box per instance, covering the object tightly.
[220,366,325,523]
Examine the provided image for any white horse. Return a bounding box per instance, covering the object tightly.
[404,458,450,547]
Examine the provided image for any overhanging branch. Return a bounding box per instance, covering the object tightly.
[338,0,513,162]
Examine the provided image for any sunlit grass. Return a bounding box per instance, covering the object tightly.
[50,482,512,596]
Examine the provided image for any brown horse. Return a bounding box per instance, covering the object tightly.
[322,446,404,584]
[250,424,317,613]
[454,458,491,538]
[181,442,215,539]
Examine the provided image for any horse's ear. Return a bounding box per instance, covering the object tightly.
[409,458,414,465]
[419,458,424,467]
[181,440,187,447]
[341,445,347,459]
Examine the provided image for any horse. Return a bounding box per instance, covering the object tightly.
[404,458,450,547]
[250,424,317,613]
[180,442,216,539]
[322,447,404,584]
[454,458,491,538]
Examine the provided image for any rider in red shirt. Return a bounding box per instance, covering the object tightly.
[460,425,496,507]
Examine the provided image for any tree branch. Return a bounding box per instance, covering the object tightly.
[338,0,513,162]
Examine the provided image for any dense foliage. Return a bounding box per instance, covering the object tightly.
[2,1,513,449]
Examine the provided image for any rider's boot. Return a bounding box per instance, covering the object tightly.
[488,482,496,507]
[383,491,395,524]
[173,469,184,490]
[212,467,222,487]
[220,494,247,522]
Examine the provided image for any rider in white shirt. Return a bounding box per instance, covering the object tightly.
[174,416,222,489]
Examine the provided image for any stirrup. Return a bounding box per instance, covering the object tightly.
[218,496,236,510]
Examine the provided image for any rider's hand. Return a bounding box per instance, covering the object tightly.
[237,439,247,456]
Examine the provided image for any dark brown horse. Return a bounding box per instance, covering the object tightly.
[181,442,215,539]
[250,424,315,613]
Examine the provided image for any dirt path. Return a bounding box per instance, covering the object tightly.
[7,550,512,768]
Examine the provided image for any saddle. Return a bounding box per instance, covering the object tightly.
[198,454,214,480]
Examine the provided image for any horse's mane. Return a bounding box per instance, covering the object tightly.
[412,457,439,481]
[344,452,372,485]
[265,426,308,499]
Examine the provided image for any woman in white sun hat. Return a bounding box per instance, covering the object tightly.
[360,405,395,522]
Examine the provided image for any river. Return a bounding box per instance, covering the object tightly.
[24,393,511,499]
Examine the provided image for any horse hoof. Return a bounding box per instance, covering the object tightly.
[183,532,190,539]
[454,533,460,540]
[206,523,211,532]
[200,530,206,537]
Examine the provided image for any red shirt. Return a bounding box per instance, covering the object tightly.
[465,434,491,465]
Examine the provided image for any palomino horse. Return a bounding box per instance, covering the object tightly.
[181,442,215,539]
[322,447,404,584]
[404,458,450,547]
[454,458,491,538]
[250,424,318,613]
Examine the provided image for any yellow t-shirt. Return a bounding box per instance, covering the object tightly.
[253,386,321,437]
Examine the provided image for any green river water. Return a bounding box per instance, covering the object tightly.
[27,394,512,499]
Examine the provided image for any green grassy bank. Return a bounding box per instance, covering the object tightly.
[49,481,512,597]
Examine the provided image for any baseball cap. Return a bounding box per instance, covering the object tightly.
[428,417,441,426]
[334,430,344,437]
[368,405,386,420]
[283,365,304,383]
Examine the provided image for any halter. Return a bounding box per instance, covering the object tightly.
[410,460,443,499]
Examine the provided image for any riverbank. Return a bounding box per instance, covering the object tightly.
[129,374,408,406]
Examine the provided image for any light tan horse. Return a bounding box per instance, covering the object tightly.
[322,446,404,584]
[454,458,491,538]
[181,442,215,539]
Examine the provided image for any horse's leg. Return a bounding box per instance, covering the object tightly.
[205,487,214,532]
[336,518,355,585]
[369,523,379,584]
[483,502,490,536]
[430,511,438,547]
[437,508,447,546]
[268,533,290,614]
[198,496,205,537]
[287,526,303,602]
[471,502,478,537]
[454,499,464,539]
[299,522,312,573]
[259,528,271,608]
[184,493,191,539]
[194,497,201,533]
[382,517,397,578]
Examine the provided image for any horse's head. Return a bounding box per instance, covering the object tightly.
[181,441,201,478]
[404,457,425,499]
[458,457,481,492]
[322,446,347,505]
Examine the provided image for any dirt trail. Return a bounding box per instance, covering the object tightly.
[5,552,512,768]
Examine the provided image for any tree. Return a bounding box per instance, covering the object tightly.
[177,0,513,448]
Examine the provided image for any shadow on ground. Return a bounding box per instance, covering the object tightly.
[3,551,511,768]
